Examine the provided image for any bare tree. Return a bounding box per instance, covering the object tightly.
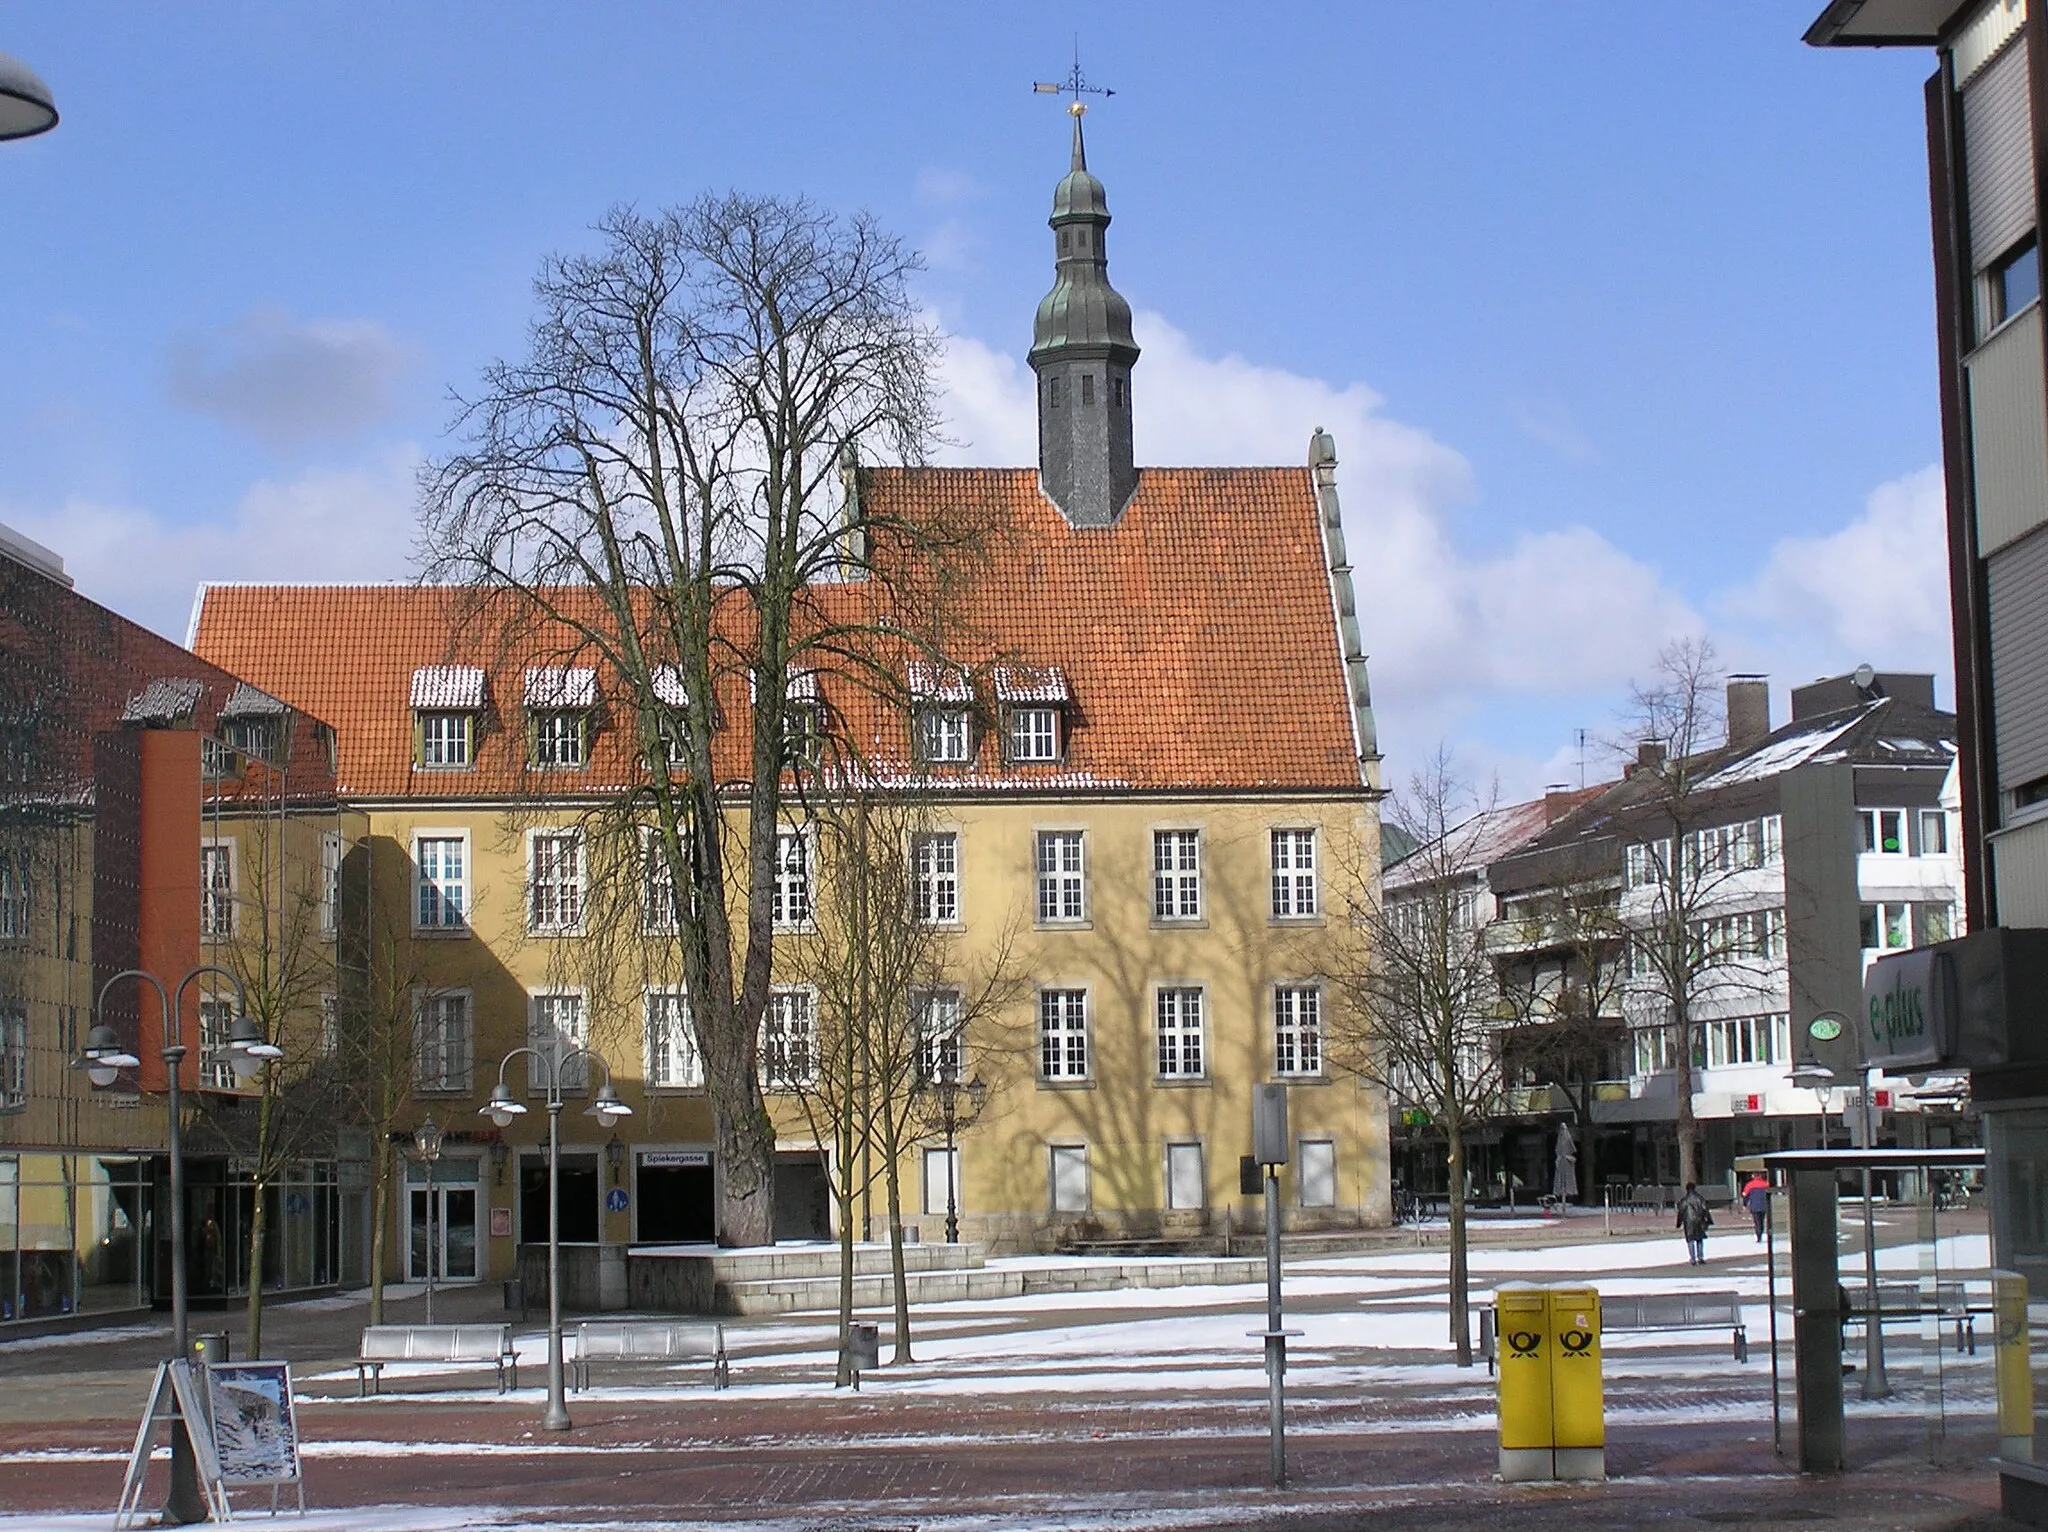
[418,195,975,1245]
[1328,751,1503,1367]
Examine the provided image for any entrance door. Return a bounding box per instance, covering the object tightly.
[637,1160,715,1243]
[772,1152,832,1242]
[407,1187,479,1282]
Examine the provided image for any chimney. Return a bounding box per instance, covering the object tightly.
[1543,783,1575,823]
[1628,739,1667,779]
[1726,675,1770,749]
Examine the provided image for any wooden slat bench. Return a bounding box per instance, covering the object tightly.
[356,1324,518,1397]
[1601,1291,1749,1361]
[572,1320,729,1392]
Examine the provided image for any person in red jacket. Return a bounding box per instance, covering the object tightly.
[1741,1173,1771,1241]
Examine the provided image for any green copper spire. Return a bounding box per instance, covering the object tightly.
[1030,106,1139,527]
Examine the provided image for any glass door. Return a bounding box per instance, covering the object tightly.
[407,1186,479,1282]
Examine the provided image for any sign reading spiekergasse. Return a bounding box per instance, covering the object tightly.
[1860,946,1956,1070]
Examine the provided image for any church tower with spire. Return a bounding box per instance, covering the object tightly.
[1030,108,1140,527]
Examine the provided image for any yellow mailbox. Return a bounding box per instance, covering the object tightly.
[1496,1283,1553,1482]
[1995,1270,2033,1462]
[1548,1285,1605,1481]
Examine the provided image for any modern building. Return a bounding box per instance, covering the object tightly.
[187,117,1389,1282]
[1484,671,1967,1192]
[1805,0,2048,1299]
[0,523,355,1332]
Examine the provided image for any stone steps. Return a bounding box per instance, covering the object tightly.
[720,1256,1270,1316]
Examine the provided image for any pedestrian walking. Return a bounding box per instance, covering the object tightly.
[1741,1172,1771,1241]
[1676,1182,1713,1265]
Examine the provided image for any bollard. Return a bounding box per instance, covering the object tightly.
[1547,1286,1604,1481]
[1496,1283,1552,1482]
[1995,1270,2033,1463]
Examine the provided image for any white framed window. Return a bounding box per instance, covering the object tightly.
[528,830,585,933]
[782,702,824,769]
[416,712,473,769]
[0,852,28,941]
[913,832,960,924]
[318,992,339,1059]
[200,840,235,941]
[1624,838,1672,891]
[1039,988,1089,1080]
[1166,1141,1205,1211]
[923,1146,963,1218]
[413,989,473,1092]
[1860,901,1912,953]
[0,1005,24,1111]
[221,715,278,765]
[1926,902,1957,943]
[529,710,586,769]
[528,990,589,1091]
[1919,809,1949,856]
[1633,1023,1677,1074]
[916,708,971,763]
[1007,707,1059,763]
[1697,1013,1790,1070]
[1297,1139,1337,1208]
[1049,1144,1089,1213]
[761,988,817,1091]
[773,828,812,929]
[1692,907,1786,963]
[645,988,702,1089]
[198,996,237,1090]
[1860,808,1908,856]
[1153,830,1201,921]
[642,829,684,934]
[1273,984,1323,1077]
[1270,829,1318,919]
[319,833,342,939]
[917,989,963,1082]
[413,833,469,932]
[1155,987,1205,1079]
[1035,830,1086,924]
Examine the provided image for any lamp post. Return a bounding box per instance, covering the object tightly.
[480,1046,630,1431]
[1795,1009,1891,1400]
[0,50,57,141]
[74,965,276,1525]
[412,1116,443,1325]
[931,1071,988,1245]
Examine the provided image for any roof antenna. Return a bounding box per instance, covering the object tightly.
[1576,727,1588,790]
[1034,41,1114,118]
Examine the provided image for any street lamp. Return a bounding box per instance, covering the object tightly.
[479,1047,631,1431]
[0,50,57,142]
[73,965,270,1525]
[1797,1010,1890,1400]
[919,1067,988,1245]
[412,1116,444,1325]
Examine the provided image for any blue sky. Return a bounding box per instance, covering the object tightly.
[0,5,1950,795]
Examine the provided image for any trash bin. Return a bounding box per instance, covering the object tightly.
[503,1279,526,1316]
[1995,1270,2033,1462]
[191,1331,230,1368]
[848,1322,880,1389]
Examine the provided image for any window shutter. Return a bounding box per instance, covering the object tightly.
[1989,526,2048,793]
[1965,38,2035,272]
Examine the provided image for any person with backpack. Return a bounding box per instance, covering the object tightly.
[1676,1182,1713,1265]
[1741,1172,1771,1241]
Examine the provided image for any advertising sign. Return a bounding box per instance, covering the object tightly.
[204,1362,302,1488]
[1859,946,1956,1070]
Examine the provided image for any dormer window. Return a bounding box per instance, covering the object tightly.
[995,665,1070,764]
[782,669,824,769]
[214,683,290,770]
[411,666,486,771]
[908,662,974,765]
[525,668,596,771]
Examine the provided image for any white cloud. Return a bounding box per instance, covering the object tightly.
[5,447,420,641]
[164,306,412,449]
[935,312,1700,765]
[1717,464,1951,689]
[1507,395,1598,464]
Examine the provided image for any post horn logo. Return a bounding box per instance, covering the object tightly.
[1560,1327,1594,1356]
[1507,1330,1542,1357]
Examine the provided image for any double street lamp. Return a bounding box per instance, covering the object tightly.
[1790,1009,1890,1400]
[918,1066,987,1245]
[480,1046,630,1431]
[74,965,281,1524]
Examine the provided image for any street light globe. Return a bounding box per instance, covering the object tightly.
[480,1083,525,1127]
[73,1024,140,1087]
[586,1081,632,1122]
[0,51,57,142]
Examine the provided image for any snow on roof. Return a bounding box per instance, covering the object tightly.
[1385,797,1572,891]
[218,681,288,718]
[907,661,972,703]
[993,664,1070,704]
[120,677,204,726]
[1692,713,1865,790]
[523,667,597,709]
[409,666,486,710]
[651,666,689,707]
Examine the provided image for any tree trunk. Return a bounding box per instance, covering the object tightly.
[887,1146,912,1364]
[713,1105,776,1248]
[243,1177,268,1357]
[1673,1011,1701,1189]
[1447,1124,1473,1367]
[368,1138,390,1327]
[834,1182,855,1387]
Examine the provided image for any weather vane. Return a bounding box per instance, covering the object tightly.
[1033,46,1113,117]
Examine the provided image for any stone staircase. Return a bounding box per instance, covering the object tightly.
[626,1240,1270,1316]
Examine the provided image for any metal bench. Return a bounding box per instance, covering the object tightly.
[571,1320,729,1392]
[1601,1291,1749,1362]
[356,1323,518,1397]
[1841,1280,1985,1354]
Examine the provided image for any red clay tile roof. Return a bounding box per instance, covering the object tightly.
[190,467,1365,799]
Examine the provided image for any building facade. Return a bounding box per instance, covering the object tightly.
[188,124,1390,1279]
